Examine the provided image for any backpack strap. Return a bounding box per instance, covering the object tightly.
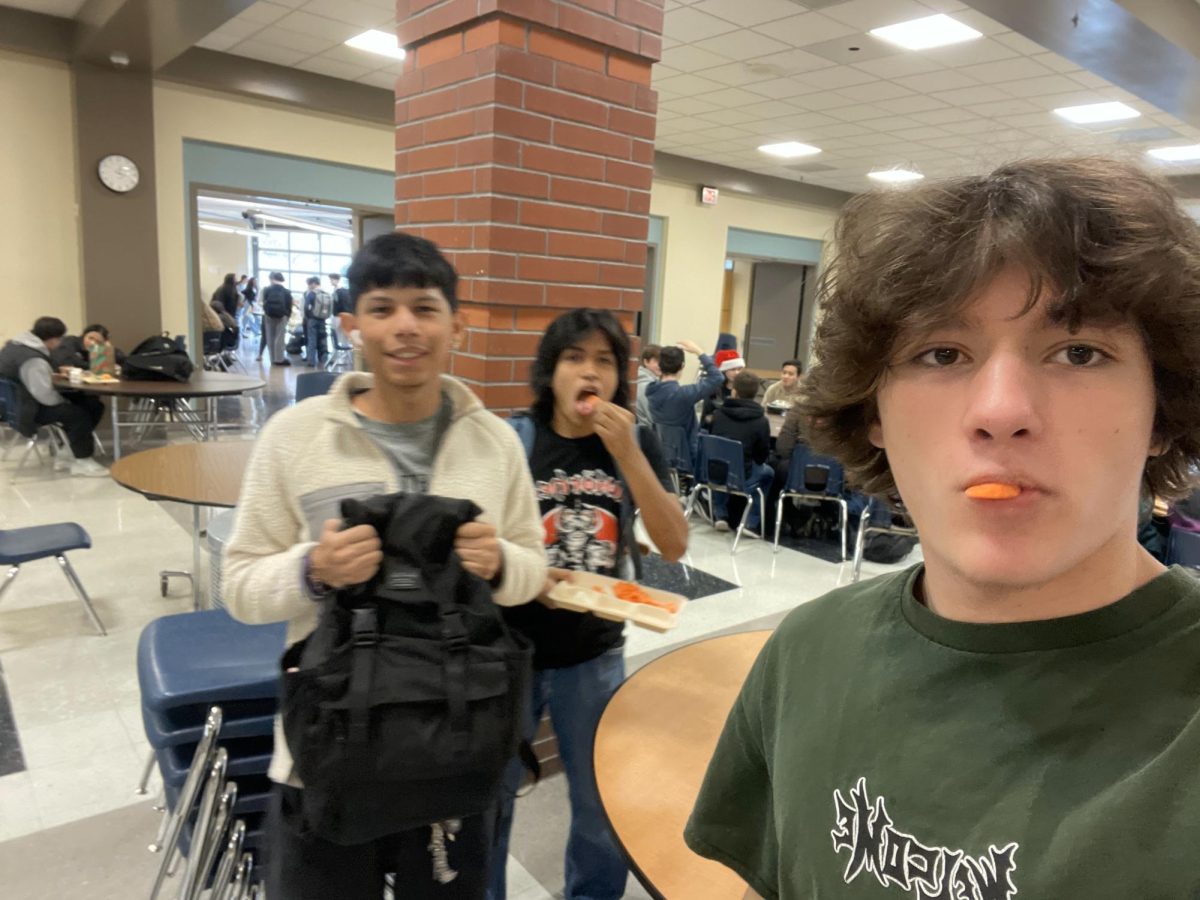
[346,606,379,748]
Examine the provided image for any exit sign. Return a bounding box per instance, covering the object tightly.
[700,185,719,206]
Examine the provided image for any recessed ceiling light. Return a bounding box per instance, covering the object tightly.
[868,168,924,184]
[758,141,821,159]
[869,14,982,51]
[1147,144,1200,162]
[345,29,407,61]
[1052,101,1140,124]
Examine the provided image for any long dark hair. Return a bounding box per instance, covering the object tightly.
[529,309,631,425]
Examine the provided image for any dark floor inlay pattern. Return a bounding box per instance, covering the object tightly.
[0,660,26,777]
[639,554,738,600]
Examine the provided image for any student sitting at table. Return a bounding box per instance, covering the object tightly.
[761,359,803,408]
[686,157,1200,898]
[222,233,547,900]
[0,316,107,477]
[709,371,774,533]
[49,323,121,374]
[490,308,687,900]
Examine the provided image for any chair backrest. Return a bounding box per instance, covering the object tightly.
[784,445,845,497]
[1167,526,1200,570]
[202,331,223,354]
[700,434,748,491]
[294,371,338,403]
[0,377,30,433]
[655,423,695,477]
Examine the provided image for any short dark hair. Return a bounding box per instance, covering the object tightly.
[32,317,67,341]
[530,309,631,424]
[269,271,284,282]
[641,344,661,364]
[782,359,802,374]
[348,232,458,310]
[83,323,109,340]
[327,273,341,281]
[733,371,760,399]
[306,276,320,286]
[802,156,1200,500]
[659,346,684,376]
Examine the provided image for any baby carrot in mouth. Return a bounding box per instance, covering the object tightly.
[965,482,1022,500]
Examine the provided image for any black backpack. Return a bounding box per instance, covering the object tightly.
[263,284,289,318]
[281,492,534,845]
[122,334,194,382]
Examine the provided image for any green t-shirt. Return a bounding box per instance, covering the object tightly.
[685,564,1200,900]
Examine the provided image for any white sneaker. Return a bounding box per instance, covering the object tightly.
[714,520,731,533]
[53,452,73,471]
[70,458,109,478]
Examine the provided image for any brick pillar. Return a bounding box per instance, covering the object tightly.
[394,0,662,413]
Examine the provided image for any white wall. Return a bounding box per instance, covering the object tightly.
[198,230,251,303]
[0,51,82,343]
[650,179,838,376]
[152,82,395,336]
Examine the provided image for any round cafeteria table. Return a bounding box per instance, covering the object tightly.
[54,371,265,459]
[111,441,254,610]
[594,630,771,900]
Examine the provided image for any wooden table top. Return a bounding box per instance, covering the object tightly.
[110,441,254,507]
[595,630,771,900]
[53,371,264,398]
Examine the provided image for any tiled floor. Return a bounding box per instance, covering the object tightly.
[0,347,919,898]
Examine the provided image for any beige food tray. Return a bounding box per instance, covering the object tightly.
[547,572,686,633]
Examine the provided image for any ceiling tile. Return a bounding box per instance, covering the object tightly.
[694,61,782,86]
[910,107,979,125]
[792,91,856,111]
[691,0,806,27]
[995,74,1084,99]
[234,2,294,26]
[971,98,1042,118]
[742,77,815,100]
[1070,70,1110,89]
[992,30,1046,55]
[663,6,741,42]
[889,125,952,141]
[802,34,897,65]
[1026,89,1118,111]
[659,44,733,71]
[652,72,727,95]
[750,12,858,48]
[196,33,240,52]
[651,64,685,81]
[837,80,915,103]
[883,94,950,114]
[274,10,362,42]
[940,118,1002,135]
[749,47,839,76]
[797,65,879,90]
[820,0,937,30]
[806,121,875,139]
[254,28,336,54]
[1029,52,1080,74]
[892,69,981,93]
[825,103,893,122]
[700,107,763,125]
[860,115,918,132]
[700,86,777,108]
[658,96,723,115]
[996,112,1055,129]
[924,37,1019,68]
[929,84,1011,106]
[944,8,1008,36]
[957,56,1053,84]
[741,99,811,119]
[300,0,393,29]
[206,18,266,43]
[852,53,944,80]
[691,29,791,60]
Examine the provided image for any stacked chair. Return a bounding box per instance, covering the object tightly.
[138,608,286,899]
[774,446,850,560]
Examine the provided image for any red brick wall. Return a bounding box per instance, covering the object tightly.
[394,0,662,413]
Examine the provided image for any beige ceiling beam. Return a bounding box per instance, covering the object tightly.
[0,6,76,61]
[72,0,256,70]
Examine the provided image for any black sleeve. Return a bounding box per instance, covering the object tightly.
[637,426,675,493]
[754,419,771,466]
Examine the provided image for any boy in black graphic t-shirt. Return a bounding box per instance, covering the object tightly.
[489,309,688,900]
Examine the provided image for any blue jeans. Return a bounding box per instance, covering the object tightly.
[712,461,775,529]
[488,647,628,900]
[305,318,328,367]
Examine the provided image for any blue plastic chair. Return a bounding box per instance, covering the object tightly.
[0,377,58,482]
[1167,526,1200,573]
[0,523,105,635]
[774,446,849,560]
[851,497,918,582]
[294,371,338,403]
[698,434,767,552]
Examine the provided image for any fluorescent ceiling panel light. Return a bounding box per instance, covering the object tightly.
[345,29,406,61]
[868,168,924,184]
[1052,101,1140,124]
[200,222,259,238]
[255,212,353,237]
[869,14,982,51]
[758,141,821,158]
[1147,144,1200,161]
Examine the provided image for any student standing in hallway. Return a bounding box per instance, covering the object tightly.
[260,271,293,366]
[303,276,332,368]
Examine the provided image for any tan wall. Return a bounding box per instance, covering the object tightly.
[650,179,837,376]
[152,82,394,337]
[198,230,251,302]
[0,51,82,343]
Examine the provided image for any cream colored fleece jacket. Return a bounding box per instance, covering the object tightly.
[222,371,547,783]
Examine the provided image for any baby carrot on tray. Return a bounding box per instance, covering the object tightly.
[550,573,686,632]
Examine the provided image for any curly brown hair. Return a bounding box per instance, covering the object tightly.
[801,156,1200,501]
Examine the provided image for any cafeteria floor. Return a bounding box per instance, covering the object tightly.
[0,351,919,899]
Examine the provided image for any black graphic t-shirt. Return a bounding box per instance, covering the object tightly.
[685,565,1200,900]
[503,421,672,669]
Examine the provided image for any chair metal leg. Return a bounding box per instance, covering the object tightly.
[211,820,247,900]
[179,748,229,900]
[851,506,871,583]
[228,853,254,900]
[136,748,156,794]
[773,494,786,553]
[148,707,223,900]
[55,554,106,636]
[0,565,18,603]
[837,498,849,562]
[731,495,753,554]
[193,782,238,900]
[12,437,38,482]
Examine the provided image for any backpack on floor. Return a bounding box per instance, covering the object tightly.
[281,492,534,845]
[122,334,194,382]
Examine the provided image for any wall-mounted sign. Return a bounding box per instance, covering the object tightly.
[699,185,719,206]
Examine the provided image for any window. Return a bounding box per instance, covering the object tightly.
[253,230,354,297]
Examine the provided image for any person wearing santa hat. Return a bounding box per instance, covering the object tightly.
[703,351,746,428]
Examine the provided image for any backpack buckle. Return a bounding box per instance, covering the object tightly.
[350,607,378,647]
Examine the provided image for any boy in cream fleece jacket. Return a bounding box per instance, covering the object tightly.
[223,233,546,900]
